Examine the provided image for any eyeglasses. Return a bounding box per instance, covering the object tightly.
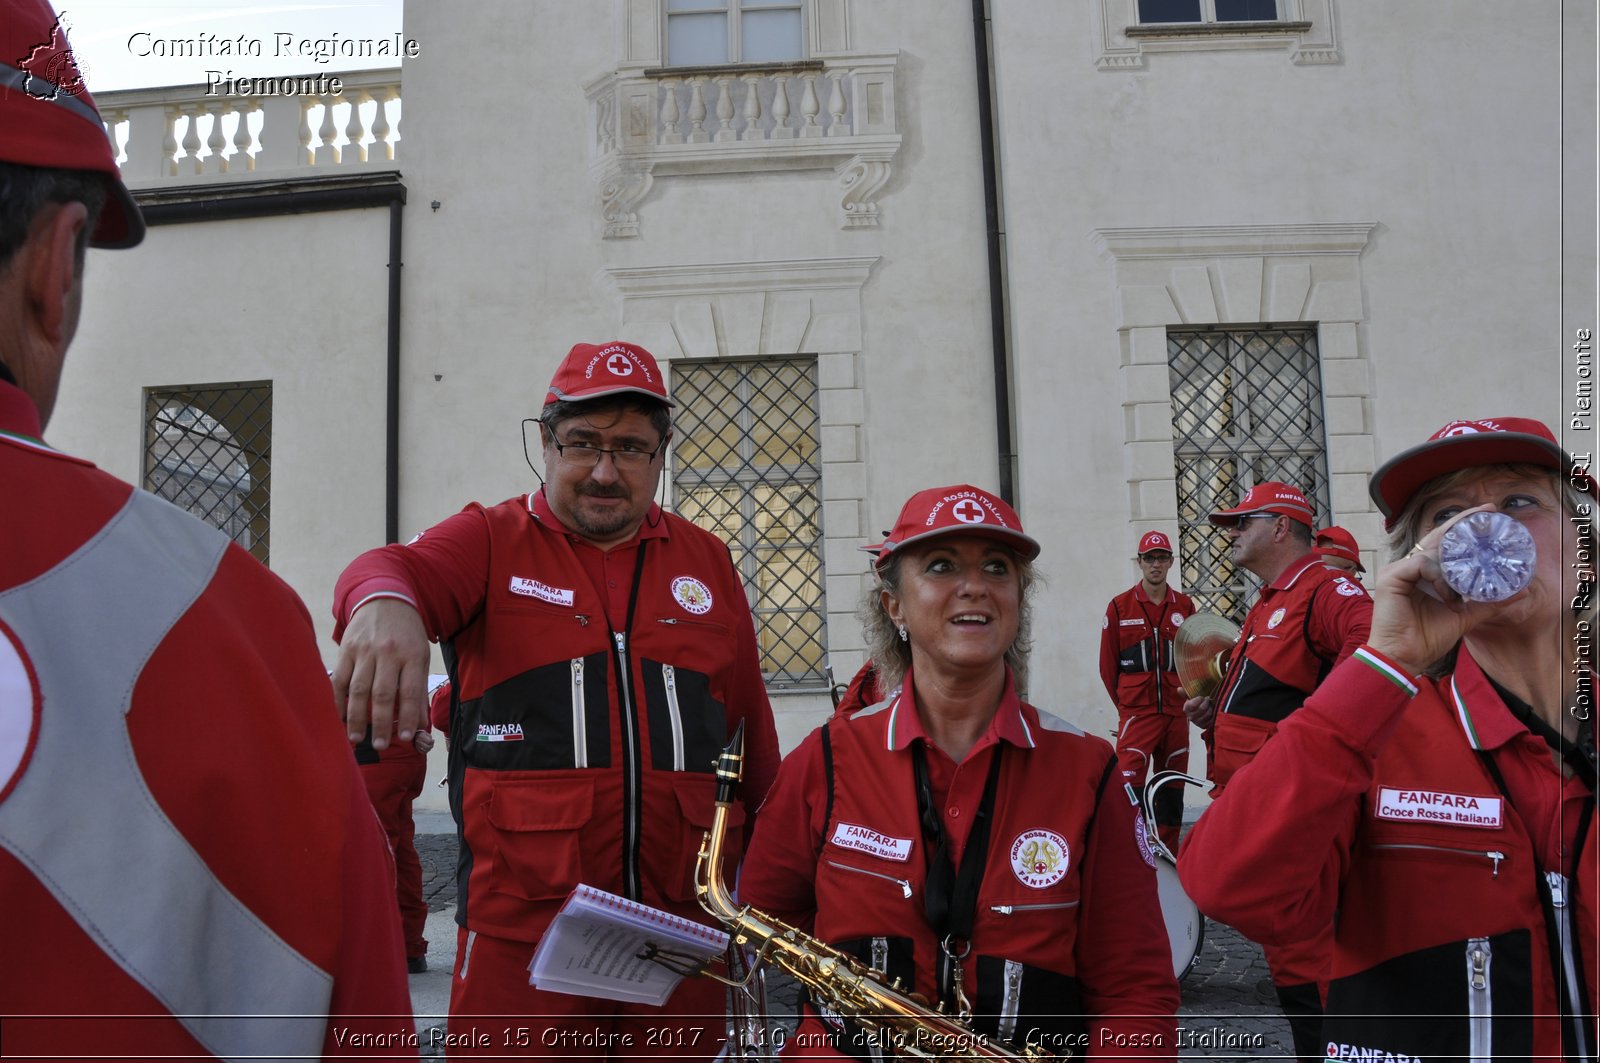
[1138,554,1173,563]
[1236,514,1283,527]
[550,436,666,470]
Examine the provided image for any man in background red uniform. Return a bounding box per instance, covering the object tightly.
[1099,531,1194,853]
[0,1,416,1056]
[1181,481,1371,1063]
[356,714,436,974]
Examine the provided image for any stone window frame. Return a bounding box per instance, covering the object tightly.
[604,256,878,697]
[1093,0,1341,69]
[1090,223,1379,565]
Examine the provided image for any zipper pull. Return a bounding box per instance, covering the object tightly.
[990,904,1014,915]
[898,880,912,899]
[572,658,583,684]
[1487,850,1505,878]
[664,664,675,691]
[1470,944,1488,990]
[575,614,589,627]
[614,632,627,655]
[657,617,677,625]
[1546,870,1567,907]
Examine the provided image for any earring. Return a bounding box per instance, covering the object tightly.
[897,626,908,642]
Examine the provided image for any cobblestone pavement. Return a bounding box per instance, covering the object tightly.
[416,833,1296,1059]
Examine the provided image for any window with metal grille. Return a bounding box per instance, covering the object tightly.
[1168,327,1329,622]
[1138,0,1277,22]
[666,0,805,66]
[143,382,272,565]
[670,357,825,687]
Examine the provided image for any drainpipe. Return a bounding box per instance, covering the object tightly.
[384,198,404,544]
[970,0,1016,505]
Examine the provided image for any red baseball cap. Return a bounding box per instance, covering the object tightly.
[864,484,1040,568]
[1136,531,1174,556]
[1208,481,1316,528]
[1314,525,1364,572]
[0,0,144,248]
[1370,417,1594,528]
[544,341,673,408]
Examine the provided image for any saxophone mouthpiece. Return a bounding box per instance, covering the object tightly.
[714,720,745,804]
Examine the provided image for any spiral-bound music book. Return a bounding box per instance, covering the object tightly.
[528,883,730,1005]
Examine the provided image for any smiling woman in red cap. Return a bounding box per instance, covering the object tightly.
[740,484,1179,1059]
[1181,417,1597,1061]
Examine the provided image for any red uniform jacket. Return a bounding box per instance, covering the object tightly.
[1099,584,1194,716]
[1182,646,1597,1060]
[1209,553,1371,787]
[0,381,415,1059]
[741,668,1179,1059]
[335,491,780,943]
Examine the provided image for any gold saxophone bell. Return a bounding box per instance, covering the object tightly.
[695,723,1071,1061]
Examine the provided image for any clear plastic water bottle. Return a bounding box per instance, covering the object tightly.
[1437,511,1537,602]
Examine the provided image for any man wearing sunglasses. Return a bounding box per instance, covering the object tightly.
[332,341,780,1058]
[1183,480,1371,1063]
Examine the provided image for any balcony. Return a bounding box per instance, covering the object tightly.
[584,54,902,238]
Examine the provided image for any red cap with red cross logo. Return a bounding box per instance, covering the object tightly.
[1136,531,1174,557]
[1369,416,1594,528]
[863,484,1040,569]
[544,341,673,408]
[0,0,145,248]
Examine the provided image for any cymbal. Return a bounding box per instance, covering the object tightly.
[1174,612,1240,699]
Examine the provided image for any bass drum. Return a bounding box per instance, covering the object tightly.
[1154,853,1203,980]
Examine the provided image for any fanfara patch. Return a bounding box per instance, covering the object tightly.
[1009,829,1070,888]
[1171,613,1185,626]
[1335,579,1364,598]
[1375,786,1503,829]
[1132,814,1157,868]
[1266,607,1288,630]
[509,575,575,607]
[671,575,714,615]
[476,722,524,743]
[830,822,914,862]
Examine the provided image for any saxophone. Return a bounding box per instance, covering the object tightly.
[695,724,1070,1061]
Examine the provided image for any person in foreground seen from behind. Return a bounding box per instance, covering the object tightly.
[740,485,1179,1060]
[331,340,780,1058]
[1180,417,1597,1060]
[0,1,417,1057]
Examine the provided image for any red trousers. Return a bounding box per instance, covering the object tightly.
[446,927,731,1059]
[359,752,429,960]
[1113,709,1190,852]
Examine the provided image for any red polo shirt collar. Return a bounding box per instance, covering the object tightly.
[884,665,1037,754]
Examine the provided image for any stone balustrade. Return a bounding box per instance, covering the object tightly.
[94,68,402,187]
[585,55,902,237]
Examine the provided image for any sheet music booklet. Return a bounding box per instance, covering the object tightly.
[528,883,730,1005]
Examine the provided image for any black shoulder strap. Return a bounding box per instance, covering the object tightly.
[817,721,835,858]
[1301,581,1337,680]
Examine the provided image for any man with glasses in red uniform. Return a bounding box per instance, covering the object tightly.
[332,341,781,1058]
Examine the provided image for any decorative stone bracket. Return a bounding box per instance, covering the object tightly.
[585,55,902,238]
